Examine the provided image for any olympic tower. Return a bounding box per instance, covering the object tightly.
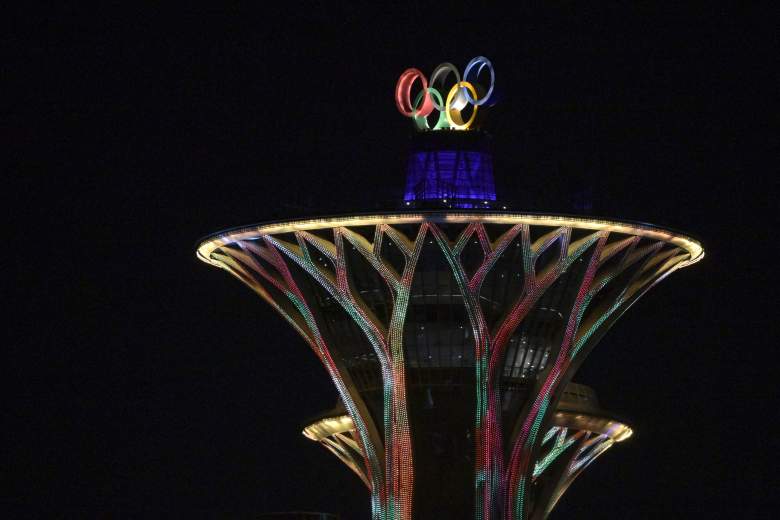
[196,57,703,519]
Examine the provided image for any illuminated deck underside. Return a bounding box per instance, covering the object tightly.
[197,212,702,520]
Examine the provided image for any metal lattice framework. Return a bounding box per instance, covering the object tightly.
[197,212,702,520]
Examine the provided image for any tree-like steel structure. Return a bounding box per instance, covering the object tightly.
[197,213,702,519]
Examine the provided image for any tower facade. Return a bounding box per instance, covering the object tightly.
[196,57,703,519]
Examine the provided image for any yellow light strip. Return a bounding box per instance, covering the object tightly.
[305,413,633,444]
[197,213,704,268]
[552,412,634,443]
[302,414,356,441]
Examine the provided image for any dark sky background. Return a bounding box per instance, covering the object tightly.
[6,5,776,518]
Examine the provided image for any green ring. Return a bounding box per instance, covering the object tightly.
[413,87,449,130]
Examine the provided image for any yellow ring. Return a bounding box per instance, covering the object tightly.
[445,81,478,130]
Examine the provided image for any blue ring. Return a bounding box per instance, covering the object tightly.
[463,56,495,106]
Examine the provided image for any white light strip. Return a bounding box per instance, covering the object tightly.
[197,212,704,268]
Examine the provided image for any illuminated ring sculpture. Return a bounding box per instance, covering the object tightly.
[446,81,479,130]
[395,57,495,130]
[463,56,496,106]
[395,68,434,118]
[428,62,462,111]
[304,382,632,517]
[413,88,448,131]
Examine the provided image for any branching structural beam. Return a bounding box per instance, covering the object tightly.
[198,213,701,520]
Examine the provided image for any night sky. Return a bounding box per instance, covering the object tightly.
[6,5,775,518]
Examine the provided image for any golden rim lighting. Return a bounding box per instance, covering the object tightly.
[304,412,632,444]
[196,212,704,267]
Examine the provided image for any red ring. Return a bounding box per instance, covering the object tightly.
[395,68,434,118]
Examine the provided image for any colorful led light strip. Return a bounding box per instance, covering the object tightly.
[304,414,630,498]
[508,233,609,519]
[272,230,401,520]
[505,233,692,520]
[542,432,616,516]
[533,428,582,478]
[213,239,387,518]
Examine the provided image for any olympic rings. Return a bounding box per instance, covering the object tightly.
[395,57,495,130]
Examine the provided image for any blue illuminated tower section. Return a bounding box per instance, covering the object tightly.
[403,131,498,209]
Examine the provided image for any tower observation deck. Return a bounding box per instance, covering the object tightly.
[196,57,703,519]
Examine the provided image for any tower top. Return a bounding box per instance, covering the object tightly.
[395,56,496,132]
[402,130,499,208]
